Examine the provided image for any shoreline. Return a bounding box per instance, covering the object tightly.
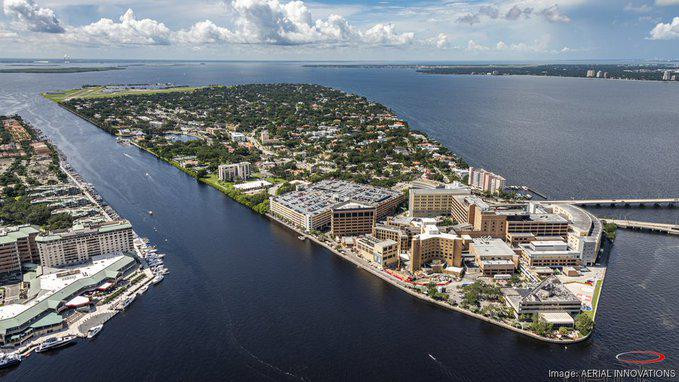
[1,122,164,358]
[46,93,595,345]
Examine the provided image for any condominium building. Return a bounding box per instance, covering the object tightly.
[503,276,582,316]
[270,180,405,231]
[36,221,134,268]
[0,225,40,276]
[218,162,251,182]
[470,238,517,276]
[468,167,506,194]
[519,240,580,267]
[409,228,465,272]
[355,235,399,267]
[331,202,375,238]
[408,187,470,217]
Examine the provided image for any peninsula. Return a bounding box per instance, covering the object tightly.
[43,83,606,343]
[0,115,167,366]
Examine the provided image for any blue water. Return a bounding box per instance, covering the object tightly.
[0,62,677,381]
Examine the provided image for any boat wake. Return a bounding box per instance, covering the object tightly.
[428,353,454,379]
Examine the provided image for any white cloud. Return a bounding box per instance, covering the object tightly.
[435,33,448,48]
[655,0,679,5]
[649,16,679,39]
[176,0,411,46]
[362,23,413,46]
[624,2,653,13]
[540,5,571,23]
[68,9,171,45]
[466,39,490,51]
[3,0,64,33]
[505,5,533,20]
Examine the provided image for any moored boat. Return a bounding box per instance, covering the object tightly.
[86,324,103,339]
[35,335,77,352]
[0,353,21,369]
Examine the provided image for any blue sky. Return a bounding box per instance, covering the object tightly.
[1,0,679,60]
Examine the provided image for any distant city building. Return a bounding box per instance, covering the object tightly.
[0,225,40,276]
[355,235,399,267]
[269,180,405,231]
[662,70,672,81]
[586,69,596,78]
[596,70,603,78]
[468,167,506,194]
[470,238,516,276]
[36,221,134,268]
[408,187,470,217]
[218,162,251,182]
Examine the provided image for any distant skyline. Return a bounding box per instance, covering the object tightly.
[1,0,679,61]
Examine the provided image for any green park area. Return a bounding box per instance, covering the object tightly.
[42,85,206,103]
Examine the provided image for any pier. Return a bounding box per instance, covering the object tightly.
[603,219,679,235]
[548,198,678,208]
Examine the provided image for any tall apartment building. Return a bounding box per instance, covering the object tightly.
[408,187,470,217]
[355,235,399,267]
[218,162,251,182]
[0,225,40,276]
[409,229,465,272]
[468,167,506,194]
[331,202,375,238]
[36,221,134,268]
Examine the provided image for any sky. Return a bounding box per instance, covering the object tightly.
[1,0,679,61]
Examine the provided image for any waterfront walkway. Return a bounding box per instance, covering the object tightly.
[603,219,679,235]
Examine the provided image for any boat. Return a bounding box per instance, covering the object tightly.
[148,210,153,215]
[35,335,77,352]
[0,353,21,369]
[298,235,306,241]
[138,285,149,294]
[152,274,164,284]
[86,324,103,339]
[121,295,135,310]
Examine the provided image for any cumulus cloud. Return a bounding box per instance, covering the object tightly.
[176,0,411,46]
[435,33,448,48]
[68,9,171,45]
[3,0,64,33]
[362,23,413,45]
[624,2,653,12]
[540,5,571,23]
[505,5,533,20]
[466,39,490,51]
[649,17,679,39]
[656,0,679,5]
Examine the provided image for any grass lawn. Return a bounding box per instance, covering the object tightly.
[587,279,604,320]
[42,85,209,103]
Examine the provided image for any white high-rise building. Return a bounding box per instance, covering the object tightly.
[468,167,506,194]
[218,162,251,182]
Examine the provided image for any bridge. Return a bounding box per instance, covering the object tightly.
[602,219,679,235]
[547,198,678,208]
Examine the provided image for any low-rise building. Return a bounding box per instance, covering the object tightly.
[470,238,516,276]
[519,239,580,267]
[503,276,582,316]
[270,180,405,232]
[355,235,399,267]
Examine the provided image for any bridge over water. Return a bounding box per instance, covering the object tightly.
[548,198,678,208]
[602,219,679,235]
